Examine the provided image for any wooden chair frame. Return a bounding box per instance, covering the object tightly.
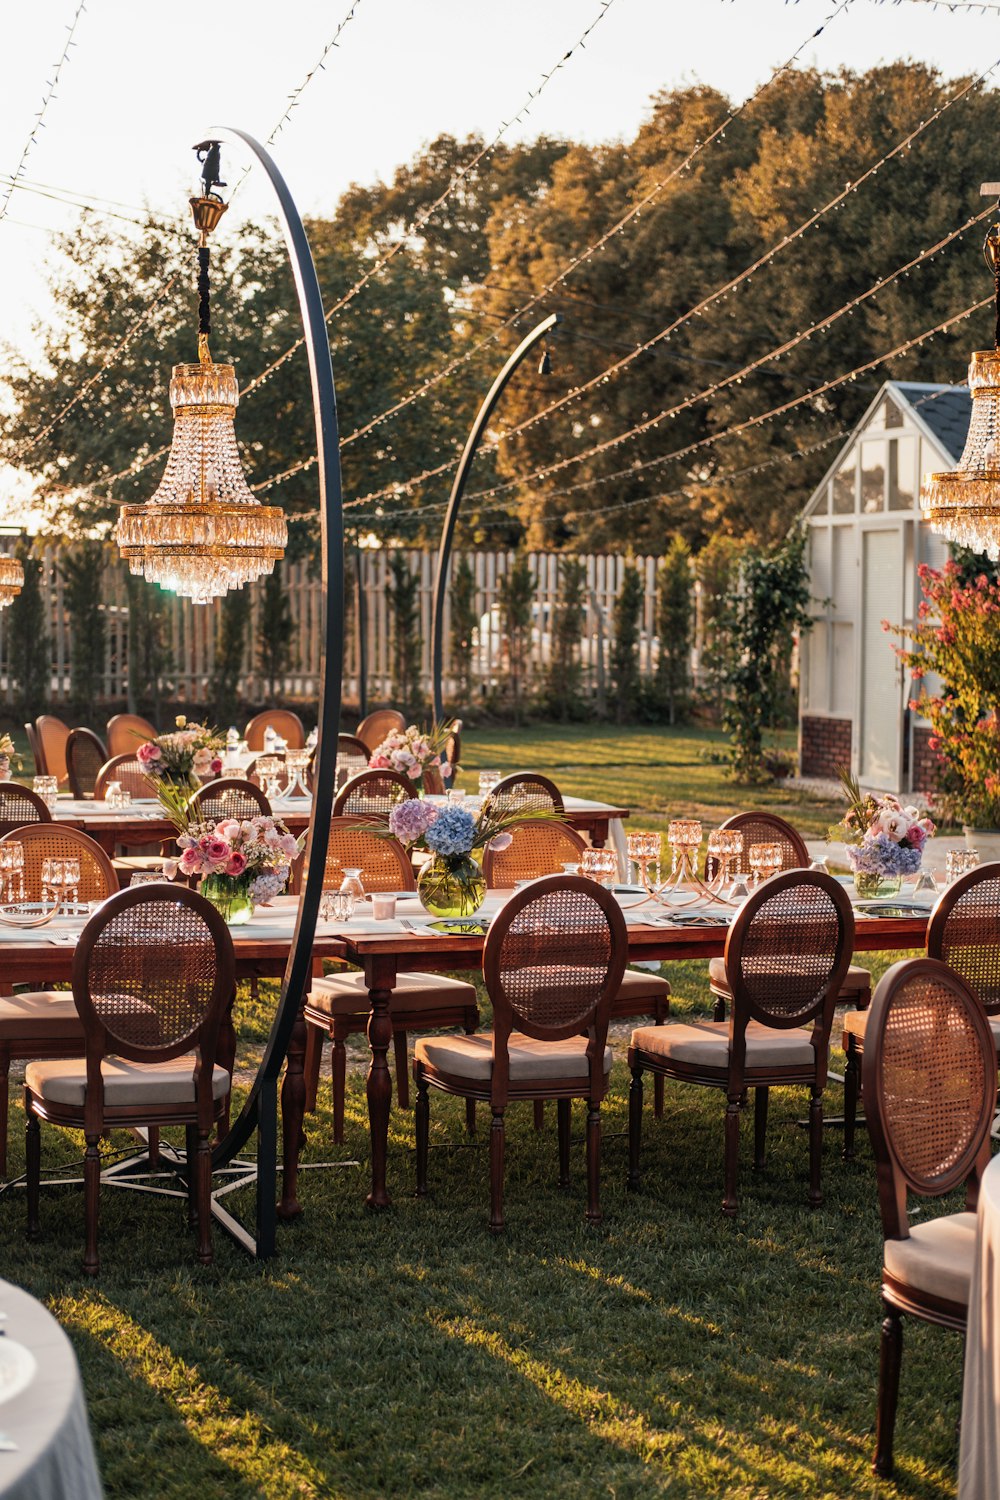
[0,782,53,838]
[332,768,415,820]
[861,956,996,1477]
[629,869,853,1217]
[105,713,156,760]
[244,710,306,751]
[35,715,71,789]
[355,709,406,754]
[704,809,809,883]
[481,771,565,819]
[189,777,272,823]
[23,722,44,776]
[24,885,236,1274]
[414,875,628,1231]
[66,727,108,799]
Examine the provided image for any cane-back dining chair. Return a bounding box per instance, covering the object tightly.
[189,778,271,823]
[842,862,1000,1160]
[481,771,564,819]
[628,869,853,1217]
[0,783,52,838]
[332,768,414,820]
[441,718,462,789]
[0,826,117,1178]
[861,957,995,1478]
[335,733,371,790]
[24,885,235,1274]
[355,709,406,754]
[35,715,71,789]
[105,713,156,759]
[94,753,155,803]
[23,721,44,776]
[66,727,108,799]
[414,875,627,1231]
[244,710,306,751]
[304,817,479,1143]
[484,818,670,1091]
[706,809,871,1024]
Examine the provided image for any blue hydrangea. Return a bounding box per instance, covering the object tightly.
[846,833,922,877]
[424,805,476,858]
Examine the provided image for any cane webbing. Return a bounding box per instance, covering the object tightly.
[735,882,843,1022]
[494,886,613,1032]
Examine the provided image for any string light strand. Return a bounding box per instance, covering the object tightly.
[0,0,88,227]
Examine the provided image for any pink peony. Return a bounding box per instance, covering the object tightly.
[178,847,202,875]
[136,741,161,764]
[216,819,241,842]
[488,832,512,851]
[225,852,247,877]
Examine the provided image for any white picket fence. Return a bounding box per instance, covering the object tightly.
[0,544,690,708]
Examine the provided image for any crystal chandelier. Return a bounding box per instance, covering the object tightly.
[0,554,23,610]
[117,144,286,603]
[921,207,1000,560]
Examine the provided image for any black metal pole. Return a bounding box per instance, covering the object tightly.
[203,126,343,1260]
[430,313,560,729]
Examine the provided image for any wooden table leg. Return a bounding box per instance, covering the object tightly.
[277,990,307,1220]
[365,954,397,1210]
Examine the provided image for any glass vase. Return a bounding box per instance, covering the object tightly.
[853,872,903,901]
[0,757,10,782]
[200,873,254,925]
[417,852,485,918]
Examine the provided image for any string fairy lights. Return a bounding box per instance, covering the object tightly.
[0,0,88,228]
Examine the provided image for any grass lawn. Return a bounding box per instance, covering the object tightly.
[0,723,964,1497]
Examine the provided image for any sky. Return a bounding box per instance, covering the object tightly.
[2,0,1000,517]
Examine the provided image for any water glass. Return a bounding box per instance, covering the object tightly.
[256,756,284,800]
[333,891,356,922]
[913,869,938,895]
[0,841,25,904]
[478,770,502,798]
[371,892,397,920]
[446,788,466,804]
[104,780,123,809]
[33,775,58,812]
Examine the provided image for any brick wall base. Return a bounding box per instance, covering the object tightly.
[800,715,853,779]
[911,725,944,795]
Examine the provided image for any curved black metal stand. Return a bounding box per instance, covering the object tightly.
[430,313,560,729]
[204,126,344,1259]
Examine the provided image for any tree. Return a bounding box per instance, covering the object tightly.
[498,553,534,724]
[211,589,250,727]
[387,552,421,717]
[449,553,478,708]
[656,536,692,724]
[59,542,106,716]
[544,556,587,719]
[6,537,48,712]
[610,562,644,723]
[125,572,172,723]
[256,565,295,703]
[718,532,813,782]
[695,534,743,710]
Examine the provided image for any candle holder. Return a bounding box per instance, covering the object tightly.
[283,748,311,798]
[0,840,64,927]
[625,823,749,910]
[705,828,745,896]
[748,843,783,887]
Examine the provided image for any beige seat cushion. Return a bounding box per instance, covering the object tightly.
[25,1057,230,1108]
[308,969,477,1018]
[631,1019,815,1070]
[843,1012,1000,1051]
[883,1212,977,1306]
[0,992,82,1041]
[415,1031,612,1083]
[708,956,872,998]
[613,969,670,1006]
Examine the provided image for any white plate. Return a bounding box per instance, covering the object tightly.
[0,1338,37,1407]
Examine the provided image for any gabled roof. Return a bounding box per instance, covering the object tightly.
[891,382,970,463]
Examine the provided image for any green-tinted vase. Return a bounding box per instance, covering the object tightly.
[853,872,903,901]
[417,852,485,918]
[200,873,254,925]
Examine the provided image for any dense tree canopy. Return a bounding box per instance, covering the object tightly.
[3,62,996,555]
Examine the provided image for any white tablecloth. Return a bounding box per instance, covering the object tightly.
[0,1279,102,1500]
[959,1153,1000,1496]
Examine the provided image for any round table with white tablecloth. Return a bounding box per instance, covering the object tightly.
[0,1279,102,1500]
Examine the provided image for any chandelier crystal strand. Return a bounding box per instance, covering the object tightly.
[921,209,1000,560]
[0,554,24,609]
[116,147,287,602]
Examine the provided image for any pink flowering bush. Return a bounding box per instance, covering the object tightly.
[369,724,451,782]
[888,562,1000,826]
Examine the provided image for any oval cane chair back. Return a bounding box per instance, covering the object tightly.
[189,778,271,823]
[483,820,587,888]
[318,816,416,892]
[335,734,371,790]
[66,728,108,799]
[94,754,154,802]
[0,783,52,838]
[0,825,115,904]
[355,709,406,754]
[862,957,996,1238]
[23,722,43,776]
[484,874,628,1046]
[72,885,235,1063]
[926,863,1000,1016]
[723,869,854,1031]
[332,768,414,820]
[244,710,306,751]
[35,715,71,788]
[105,713,156,759]
[481,772,565,820]
[705,810,809,882]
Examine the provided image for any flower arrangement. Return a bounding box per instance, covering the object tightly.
[163,813,303,923]
[369,724,451,784]
[0,733,20,777]
[136,716,225,789]
[886,561,1000,828]
[828,766,935,898]
[382,797,547,917]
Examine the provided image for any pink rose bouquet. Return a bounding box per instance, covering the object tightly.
[175,813,305,904]
[139,716,225,790]
[369,723,452,783]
